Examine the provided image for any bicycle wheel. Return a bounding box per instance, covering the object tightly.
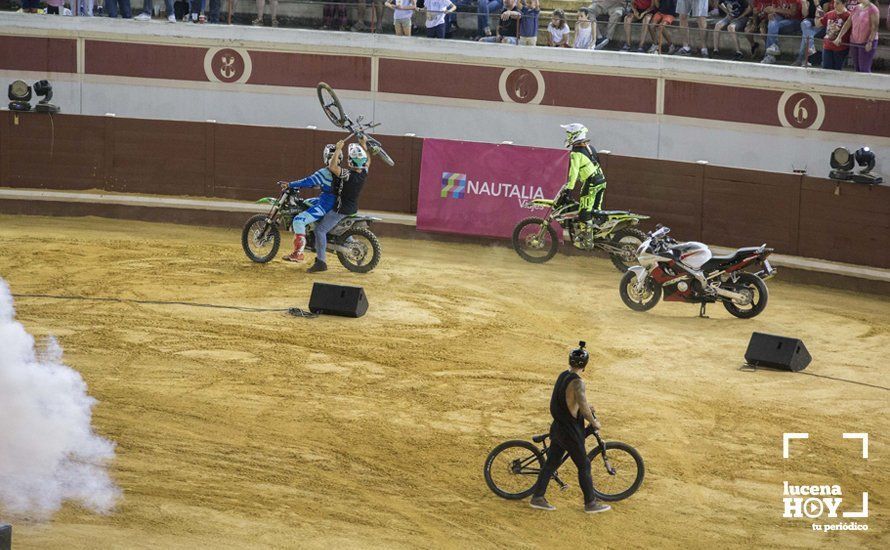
[588,441,645,502]
[484,440,544,500]
[317,82,346,128]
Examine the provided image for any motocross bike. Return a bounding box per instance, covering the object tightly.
[512,186,650,272]
[619,226,776,318]
[483,415,644,502]
[241,186,382,273]
[317,82,394,167]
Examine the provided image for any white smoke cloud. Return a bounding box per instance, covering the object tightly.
[0,278,119,519]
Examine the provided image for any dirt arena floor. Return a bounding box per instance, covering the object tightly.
[1,214,887,549]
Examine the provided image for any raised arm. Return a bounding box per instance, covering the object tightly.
[329,140,345,178]
[359,135,371,169]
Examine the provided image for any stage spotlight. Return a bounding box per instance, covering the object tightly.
[852,147,882,184]
[828,147,853,181]
[33,80,60,113]
[8,80,32,111]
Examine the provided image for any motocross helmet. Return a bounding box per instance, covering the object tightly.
[347,143,369,169]
[560,123,589,148]
[569,341,589,369]
[323,143,342,165]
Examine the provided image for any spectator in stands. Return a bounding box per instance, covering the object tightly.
[676,0,710,56]
[794,0,820,65]
[648,0,678,53]
[207,0,221,22]
[424,0,457,38]
[356,0,387,32]
[21,0,39,13]
[760,0,804,64]
[712,0,751,60]
[591,0,627,49]
[479,0,506,37]
[190,0,207,22]
[835,0,880,72]
[818,0,851,68]
[387,0,417,35]
[744,0,770,57]
[548,9,572,46]
[253,0,278,26]
[323,1,349,30]
[574,7,596,48]
[47,0,68,15]
[622,0,656,51]
[519,0,541,45]
[479,0,521,43]
[135,0,175,21]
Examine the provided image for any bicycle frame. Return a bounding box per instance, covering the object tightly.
[535,429,616,490]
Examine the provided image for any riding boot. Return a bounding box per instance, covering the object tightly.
[282,234,306,262]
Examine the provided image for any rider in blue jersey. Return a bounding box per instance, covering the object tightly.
[280,144,341,263]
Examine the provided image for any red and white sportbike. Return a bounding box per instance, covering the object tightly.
[619,226,776,318]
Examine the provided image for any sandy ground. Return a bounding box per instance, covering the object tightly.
[0,214,887,549]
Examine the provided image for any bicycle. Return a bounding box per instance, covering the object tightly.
[483,420,644,502]
[316,82,395,167]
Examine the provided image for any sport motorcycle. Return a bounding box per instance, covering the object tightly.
[619,226,776,318]
[511,186,650,272]
[241,186,382,273]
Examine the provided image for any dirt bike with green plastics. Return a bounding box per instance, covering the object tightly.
[512,188,650,272]
[241,186,382,273]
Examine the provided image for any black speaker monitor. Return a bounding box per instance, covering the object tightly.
[745,332,811,372]
[309,283,368,318]
[1,523,11,550]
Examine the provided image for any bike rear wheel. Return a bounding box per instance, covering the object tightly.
[484,440,544,500]
[588,441,645,502]
[317,82,347,128]
[242,214,281,263]
[609,227,647,272]
[336,226,381,273]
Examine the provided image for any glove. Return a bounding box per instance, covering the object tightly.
[278,181,290,190]
[555,189,570,207]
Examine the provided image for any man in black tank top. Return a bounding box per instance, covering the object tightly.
[530,342,611,514]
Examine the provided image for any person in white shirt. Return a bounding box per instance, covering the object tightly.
[548,9,572,46]
[386,0,417,35]
[422,0,457,38]
[574,7,595,48]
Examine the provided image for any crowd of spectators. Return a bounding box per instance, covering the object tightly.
[10,0,888,72]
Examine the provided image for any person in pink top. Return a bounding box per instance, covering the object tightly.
[834,0,880,72]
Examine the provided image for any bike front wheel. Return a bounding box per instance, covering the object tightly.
[588,441,645,502]
[512,217,559,263]
[484,440,544,500]
[317,82,347,128]
[241,214,281,263]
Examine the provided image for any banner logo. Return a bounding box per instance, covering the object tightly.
[441,172,467,199]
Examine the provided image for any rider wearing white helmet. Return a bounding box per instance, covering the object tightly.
[279,144,342,263]
[306,136,372,273]
[558,123,608,228]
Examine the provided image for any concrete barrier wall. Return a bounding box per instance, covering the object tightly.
[1,14,889,179]
[2,111,888,268]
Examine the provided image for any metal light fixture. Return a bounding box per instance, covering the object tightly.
[828,147,854,181]
[33,80,60,113]
[7,80,32,111]
[852,147,882,184]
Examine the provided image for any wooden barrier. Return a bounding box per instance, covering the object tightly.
[1,112,887,268]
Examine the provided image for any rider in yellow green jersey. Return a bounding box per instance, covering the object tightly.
[556,123,607,227]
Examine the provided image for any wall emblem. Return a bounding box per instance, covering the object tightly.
[204,48,252,84]
[777,91,824,130]
[499,68,545,105]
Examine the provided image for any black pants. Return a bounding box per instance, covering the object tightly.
[532,425,595,504]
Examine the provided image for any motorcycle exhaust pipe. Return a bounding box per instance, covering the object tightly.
[715,287,748,302]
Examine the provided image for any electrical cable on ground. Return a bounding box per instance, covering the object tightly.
[12,293,317,318]
[739,363,889,392]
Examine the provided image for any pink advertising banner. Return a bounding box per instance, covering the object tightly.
[416,139,569,239]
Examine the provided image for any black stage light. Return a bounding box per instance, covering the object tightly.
[8,79,32,111]
[852,147,882,184]
[829,147,853,181]
[33,79,60,113]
